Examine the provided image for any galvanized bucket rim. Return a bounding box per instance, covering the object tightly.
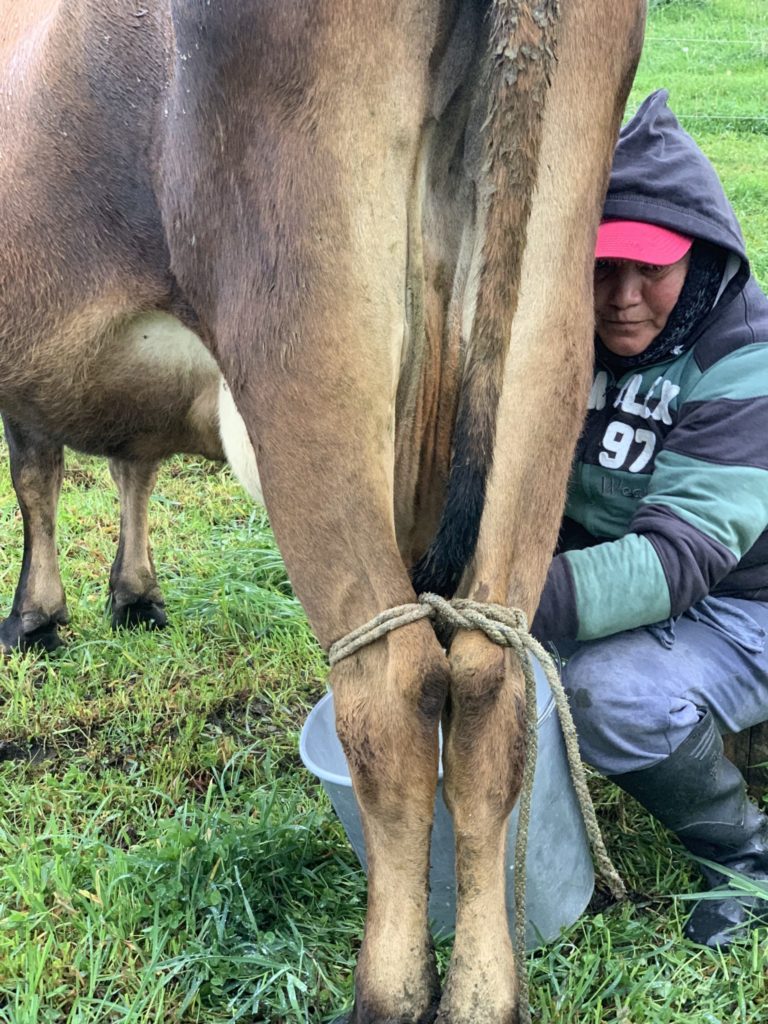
[300,670,557,789]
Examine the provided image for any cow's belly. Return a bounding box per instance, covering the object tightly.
[0,312,227,462]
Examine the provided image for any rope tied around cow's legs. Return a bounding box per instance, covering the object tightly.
[328,593,626,1024]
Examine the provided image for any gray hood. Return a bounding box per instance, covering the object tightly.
[603,90,748,270]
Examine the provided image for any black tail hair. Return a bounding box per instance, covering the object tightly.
[410,0,559,598]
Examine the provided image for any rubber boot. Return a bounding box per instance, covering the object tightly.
[609,710,768,948]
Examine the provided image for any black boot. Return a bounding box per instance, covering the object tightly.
[609,710,768,948]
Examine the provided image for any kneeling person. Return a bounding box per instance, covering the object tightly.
[534,90,768,948]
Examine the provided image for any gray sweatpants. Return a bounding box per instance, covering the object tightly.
[560,595,768,776]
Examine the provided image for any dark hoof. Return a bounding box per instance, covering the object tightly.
[335,1011,438,1019]
[0,611,66,653]
[109,593,167,631]
[339,996,440,1024]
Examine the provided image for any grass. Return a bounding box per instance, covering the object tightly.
[1,1,768,1021]
[632,0,768,287]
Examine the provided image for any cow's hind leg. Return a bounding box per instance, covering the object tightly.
[161,7,464,1012]
[226,376,448,1022]
[107,457,166,630]
[437,638,523,1024]
[224,384,448,1021]
[435,3,645,1020]
[334,626,448,1024]
[0,416,69,652]
[205,259,448,1024]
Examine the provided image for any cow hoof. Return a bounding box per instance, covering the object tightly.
[435,1012,519,1024]
[434,995,519,1024]
[434,1004,519,1024]
[0,611,65,653]
[334,1012,438,1024]
[109,594,167,631]
[336,993,441,1024]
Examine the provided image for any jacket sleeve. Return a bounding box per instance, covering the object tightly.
[534,343,768,643]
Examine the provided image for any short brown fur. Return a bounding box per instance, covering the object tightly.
[0,2,645,1019]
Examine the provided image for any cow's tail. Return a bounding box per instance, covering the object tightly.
[411,0,560,598]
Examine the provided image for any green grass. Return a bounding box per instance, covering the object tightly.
[631,0,768,289]
[9,462,767,1024]
[2,2,768,1022]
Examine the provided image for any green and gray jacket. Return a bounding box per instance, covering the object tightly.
[534,91,768,643]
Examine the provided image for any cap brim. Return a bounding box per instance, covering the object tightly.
[596,220,693,265]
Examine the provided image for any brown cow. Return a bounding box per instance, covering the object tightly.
[0,364,225,652]
[0,2,645,1021]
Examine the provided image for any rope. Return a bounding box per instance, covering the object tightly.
[329,593,626,1024]
[328,601,434,664]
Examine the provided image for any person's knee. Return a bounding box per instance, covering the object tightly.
[562,648,633,773]
[562,638,700,775]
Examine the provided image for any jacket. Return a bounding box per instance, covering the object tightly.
[534,90,768,643]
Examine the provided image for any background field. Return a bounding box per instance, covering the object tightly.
[1,1,767,1022]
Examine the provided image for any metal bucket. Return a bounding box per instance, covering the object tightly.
[299,655,594,948]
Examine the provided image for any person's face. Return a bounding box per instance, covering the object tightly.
[594,251,690,357]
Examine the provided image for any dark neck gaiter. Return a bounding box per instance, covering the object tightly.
[596,241,727,376]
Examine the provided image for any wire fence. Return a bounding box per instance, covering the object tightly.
[645,36,768,44]
[673,115,768,136]
[630,9,768,137]
[629,0,768,285]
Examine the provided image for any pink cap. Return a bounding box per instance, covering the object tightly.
[596,219,693,265]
